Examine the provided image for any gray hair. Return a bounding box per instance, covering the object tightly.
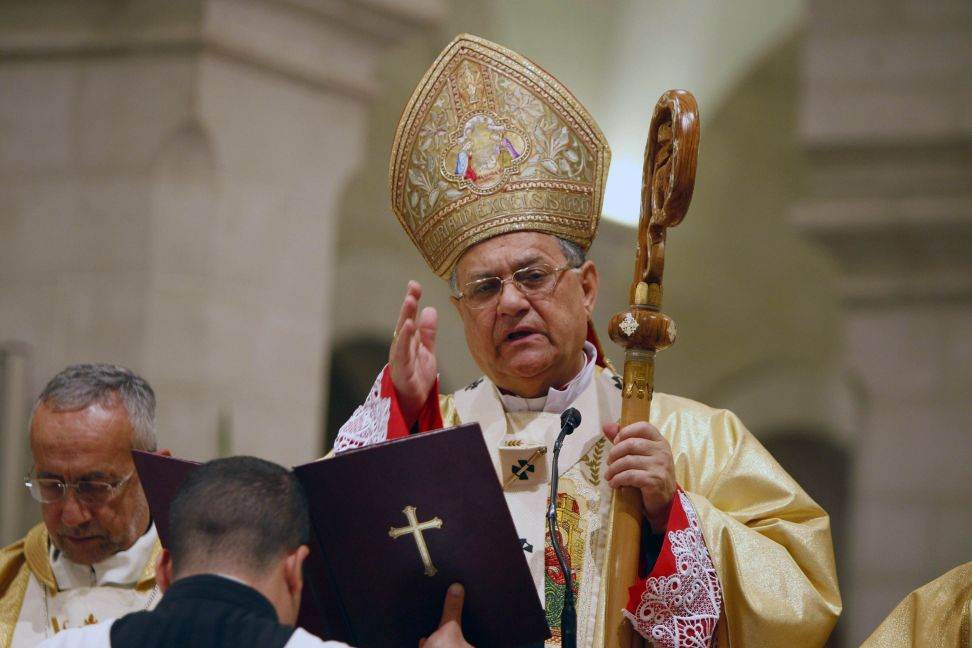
[449,235,586,294]
[31,363,158,451]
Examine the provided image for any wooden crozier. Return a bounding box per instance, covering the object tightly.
[596,90,700,648]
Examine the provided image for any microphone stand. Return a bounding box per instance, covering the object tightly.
[547,408,581,648]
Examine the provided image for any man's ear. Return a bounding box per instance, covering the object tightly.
[284,544,310,596]
[156,549,174,592]
[156,448,172,457]
[578,260,599,316]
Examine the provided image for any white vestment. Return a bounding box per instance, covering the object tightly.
[10,526,160,647]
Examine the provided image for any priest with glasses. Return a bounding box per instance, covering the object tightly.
[1,364,166,647]
[334,34,841,646]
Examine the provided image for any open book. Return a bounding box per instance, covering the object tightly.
[133,423,550,647]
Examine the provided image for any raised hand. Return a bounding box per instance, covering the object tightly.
[390,281,439,426]
[603,421,676,534]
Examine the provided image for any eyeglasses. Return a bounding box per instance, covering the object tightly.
[24,469,135,506]
[454,263,577,310]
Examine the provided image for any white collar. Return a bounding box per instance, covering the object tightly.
[498,341,597,414]
[50,523,158,589]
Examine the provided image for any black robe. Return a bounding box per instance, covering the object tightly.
[110,574,299,648]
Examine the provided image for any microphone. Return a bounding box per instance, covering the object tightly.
[547,407,581,648]
[560,407,582,433]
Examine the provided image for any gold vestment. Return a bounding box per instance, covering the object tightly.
[861,562,971,648]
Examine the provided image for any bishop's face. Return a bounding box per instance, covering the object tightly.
[30,400,150,565]
[451,231,599,397]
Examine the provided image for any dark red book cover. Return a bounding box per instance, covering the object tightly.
[131,451,198,547]
[295,423,549,647]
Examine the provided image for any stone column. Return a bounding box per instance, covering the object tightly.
[0,0,441,468]
[0,346,32,545]
[795,1,972,643]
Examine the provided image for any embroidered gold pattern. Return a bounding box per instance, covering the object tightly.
[583,438,606,486]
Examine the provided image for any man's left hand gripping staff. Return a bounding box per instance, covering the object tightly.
[604,420,677,534]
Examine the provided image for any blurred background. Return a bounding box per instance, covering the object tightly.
[0,0,969,644]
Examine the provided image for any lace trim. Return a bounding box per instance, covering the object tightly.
[333,373,391,452]
[624,491,723,647]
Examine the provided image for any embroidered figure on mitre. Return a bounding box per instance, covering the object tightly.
[444,113,528,193]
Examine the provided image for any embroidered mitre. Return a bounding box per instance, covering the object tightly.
[389,33,610,277]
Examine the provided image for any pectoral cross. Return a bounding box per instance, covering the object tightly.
[388,505,443,577]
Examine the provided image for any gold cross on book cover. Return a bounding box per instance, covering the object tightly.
[133,423,548,648]
[388,506,443,577]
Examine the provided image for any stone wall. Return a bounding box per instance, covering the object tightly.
[0,0,441,547]
[797,0,972,642]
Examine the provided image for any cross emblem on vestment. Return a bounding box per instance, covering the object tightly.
[511,459,535,480]
[501,446,547,489]
[388,505,443,577]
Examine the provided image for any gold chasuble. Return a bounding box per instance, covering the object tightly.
[0,523,160,646]
[861,562,972,648]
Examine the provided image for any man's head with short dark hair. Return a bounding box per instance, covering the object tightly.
[168,456,310,578]
[158,456,311,626]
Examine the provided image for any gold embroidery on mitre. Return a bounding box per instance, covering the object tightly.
[390,34,611,277]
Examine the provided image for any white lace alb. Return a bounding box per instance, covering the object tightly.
[333,373,391,452]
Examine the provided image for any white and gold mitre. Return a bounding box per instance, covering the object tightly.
[389,34,611,277]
